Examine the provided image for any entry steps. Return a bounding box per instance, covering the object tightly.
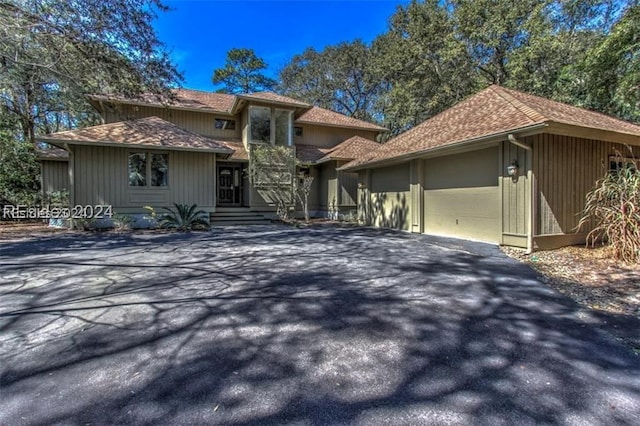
[209,207,271,226]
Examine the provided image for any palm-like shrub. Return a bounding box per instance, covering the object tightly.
[578,154,640,263]
[159,203,210,231]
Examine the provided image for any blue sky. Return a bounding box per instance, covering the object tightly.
[153,0,407,91]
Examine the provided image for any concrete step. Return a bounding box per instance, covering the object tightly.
[210,215,265,221]
[210,220,272,226]
[210,209,270,226]
[215,207,252,213]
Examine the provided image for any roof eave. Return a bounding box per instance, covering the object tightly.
[38,137,233,155]
[294,120,387,133]
[339,122,549,172]
[545,122,640,145]
[87,95,234,116]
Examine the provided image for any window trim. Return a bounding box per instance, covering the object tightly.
[215,117,236,130]
[248,105,293,145]
[127,150,170,189]
[275,108,293,146]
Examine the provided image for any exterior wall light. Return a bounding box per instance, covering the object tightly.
[507,159,519,177]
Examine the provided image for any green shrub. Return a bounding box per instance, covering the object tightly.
[578,151,640,263]
[158,203,210,231]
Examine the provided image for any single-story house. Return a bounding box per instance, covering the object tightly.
[36,90,387,224]
[342,85,640,251]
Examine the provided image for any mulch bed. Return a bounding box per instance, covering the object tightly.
[502,245,640,353]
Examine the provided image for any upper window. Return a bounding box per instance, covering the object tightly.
[215,118,235,130]
[249,106,293,145]
[294,126,303,137]
[128,152,168,187]
[250,106,271,143]
[275,109,292,146]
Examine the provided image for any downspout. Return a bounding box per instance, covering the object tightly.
[508,134,535,254]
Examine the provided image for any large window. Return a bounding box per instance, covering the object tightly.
[249,106,292,145]
[275,109,292,145]
[250,106,271,143]
[128,152,168,187]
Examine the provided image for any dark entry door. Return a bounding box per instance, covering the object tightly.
[218,165,242,205]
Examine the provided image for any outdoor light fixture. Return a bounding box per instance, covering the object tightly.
[507,159,519,177]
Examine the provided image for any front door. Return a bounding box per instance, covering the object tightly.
[218,165,242,206]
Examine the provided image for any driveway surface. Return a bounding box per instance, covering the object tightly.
[1,225,639,425]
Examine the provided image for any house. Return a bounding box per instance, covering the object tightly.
[37,89,386,224]
[341,85,640,251]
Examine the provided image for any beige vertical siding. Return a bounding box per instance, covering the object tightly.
[105,105,241,140]
[423,147,500,242]
[318,162,338,212]
[501,138,531,239]
[73,145,216,213]
[41,160,69,195]
[532,134,640,239]
[337,162,357,207]
[367,164,411,230]
[295,124,378,147]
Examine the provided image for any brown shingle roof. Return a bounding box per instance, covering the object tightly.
[239,92,311,108]
[90,89,387,132]
[218,140,248,161]
[36,145,69,160]
[296,106,387,132]
[89,89,236,113]
[318,136,381,163]
[495,85,640,135]
[295,144,333,164]
[39,117,233,153]
[343,85,640,170]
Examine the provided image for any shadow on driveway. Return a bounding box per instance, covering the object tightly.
[1,225,639,425]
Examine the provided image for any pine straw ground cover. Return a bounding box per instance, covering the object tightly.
[502,245,640,353]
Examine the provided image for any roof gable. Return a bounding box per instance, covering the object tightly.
[39,116,233,153]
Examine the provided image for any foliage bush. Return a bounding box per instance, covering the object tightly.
[155,203,210,232]
[112,213,134,231]
[0,132,41,206]
[578,150,640,263]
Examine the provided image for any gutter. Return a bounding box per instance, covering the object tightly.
[508,133,535,254]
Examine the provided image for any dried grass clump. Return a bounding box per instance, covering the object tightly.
[578,149,640,264]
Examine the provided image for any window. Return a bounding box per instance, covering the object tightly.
[128,152,169,187]
[294,126,303,137]
[275,109,292,145]
[215,118,235,130]
[609,156,637,172]
[128,153,147,186]
[250,106,271,143]
[249,106,293,145]
[151,154,169,186]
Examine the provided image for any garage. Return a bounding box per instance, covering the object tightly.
[423,147,500,243]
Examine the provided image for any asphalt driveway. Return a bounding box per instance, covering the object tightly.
[1,225,639,425]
